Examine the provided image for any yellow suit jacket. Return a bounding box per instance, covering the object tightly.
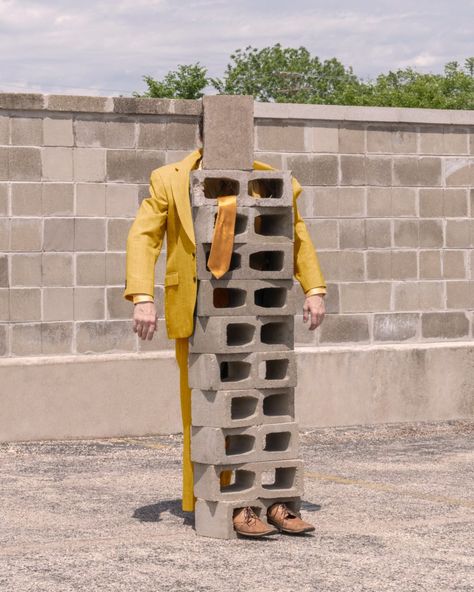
[123,149,326,339]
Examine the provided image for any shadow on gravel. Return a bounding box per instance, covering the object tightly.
[133,498,322,529]
[133,499,195,526]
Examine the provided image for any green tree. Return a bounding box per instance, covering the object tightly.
[134,63,208,99]
[134,49,474,110]
[355,59,474,109]
[210,44,361,104]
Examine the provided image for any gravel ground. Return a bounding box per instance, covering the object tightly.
[1,419,473,592]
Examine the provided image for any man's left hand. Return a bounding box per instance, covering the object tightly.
[302,294,325,330]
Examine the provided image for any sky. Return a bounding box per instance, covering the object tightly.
[0,0,473,96]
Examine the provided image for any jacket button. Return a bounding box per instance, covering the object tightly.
[193,276,196,283]
[192,252,196,258]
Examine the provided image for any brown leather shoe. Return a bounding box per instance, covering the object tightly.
[267,502,315,534]
[233,506,278,538]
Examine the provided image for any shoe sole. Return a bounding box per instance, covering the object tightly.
[234,528,279,538]
[267,518,315,535]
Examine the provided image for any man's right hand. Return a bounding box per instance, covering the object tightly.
[133,301,157,340]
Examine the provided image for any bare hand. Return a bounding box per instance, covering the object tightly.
[133,301,157,340]
[302,294,325,330]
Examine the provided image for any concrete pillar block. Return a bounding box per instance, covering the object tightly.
[194,496,301,539]
[191,388,295,428]
[193,204,294,245]
[190,315,294,353]
[188,351,297,390]
[190,169,293,207]
[202,95,254,170]
[191,421,299,464]
[196,279,296,317]
[193,459,304,501]
[196,241,294,281]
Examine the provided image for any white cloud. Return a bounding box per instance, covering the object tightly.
[0,0,472,95]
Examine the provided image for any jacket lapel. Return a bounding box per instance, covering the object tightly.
[170,150,299,247]
[170,149,202,246]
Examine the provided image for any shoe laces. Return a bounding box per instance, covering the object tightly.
[243,506,258,526]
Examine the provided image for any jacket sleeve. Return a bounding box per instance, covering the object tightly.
[292,175,327,293]
[123,171,168,302]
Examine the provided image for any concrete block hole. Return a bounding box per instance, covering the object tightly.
[219,469,255,493]
[264,431,291,452]
[261,467,296,490]
[259,358,289,380]
[225,434,256,456]
[254,213,292,238]
[263,392,292,416]
[226,323,256,346]
[254,287,287,308]
[220,361,251,382]
[248,178,284,199]
[204,177,240,199]
[213,287,246,308]
[260,321,289,345]
[249,250,284,271]
[230,395,259,419]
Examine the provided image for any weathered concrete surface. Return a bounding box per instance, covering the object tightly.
[1,420,472,592]
[0,342,473,441]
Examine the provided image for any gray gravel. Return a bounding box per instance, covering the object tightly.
[1,420,473,592]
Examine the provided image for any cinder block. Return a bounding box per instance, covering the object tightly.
[196,279,296,316]
[9,147,41,181]
[191,422,299,464]
[202,95,253,170]
[188,351,296,390]
[195,496,301,539]
[193,204,293,245]
[43,117,74,147]
[191,388,295,428]
[193,459,304,501]
[190,169,293,208]
[10,117,43,146]
[196,241,294,280]
[190,315,294,353]
[286,154,338,186]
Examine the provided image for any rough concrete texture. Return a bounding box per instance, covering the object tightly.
[190,421,299,464]
[191,387,295,428]
[193,459,304,501]
[188,351,297,390]
[189,315,294,353]
[192,204,294,244]
[1,342,472,442]
[195,278,296,317]
[1,420,472,591]
[202,95,254,170]
[190,169,293,207]
[196,240,294,281]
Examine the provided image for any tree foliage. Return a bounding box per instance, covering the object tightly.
[134,63,208,99]
[135,46,474,109]
[210,44,361,105]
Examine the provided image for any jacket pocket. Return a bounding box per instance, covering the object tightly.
[164,271,179,287]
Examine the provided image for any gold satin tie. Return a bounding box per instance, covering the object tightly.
[207,195,238,279]
[207,180,265,279]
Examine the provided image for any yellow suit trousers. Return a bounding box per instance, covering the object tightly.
[175,337,231,512]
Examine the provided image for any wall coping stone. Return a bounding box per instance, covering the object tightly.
[0,93,473,125]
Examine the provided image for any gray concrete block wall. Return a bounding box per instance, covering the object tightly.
[0,95,473,359]
[0,93,473,444]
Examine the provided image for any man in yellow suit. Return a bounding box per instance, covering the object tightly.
[124,118,327,537]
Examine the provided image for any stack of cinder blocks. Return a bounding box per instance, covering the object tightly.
[187,96,303,539]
